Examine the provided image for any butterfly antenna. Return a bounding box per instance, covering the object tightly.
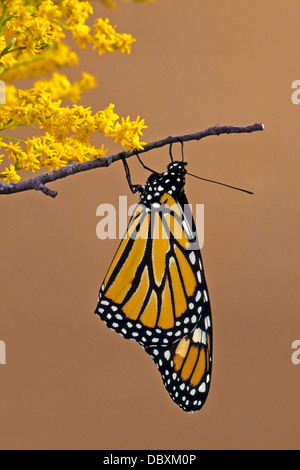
[187,172,254,195]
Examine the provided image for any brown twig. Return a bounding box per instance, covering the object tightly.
[0,123,264,198]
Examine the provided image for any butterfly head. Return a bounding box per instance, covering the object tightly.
[140,161,188,206]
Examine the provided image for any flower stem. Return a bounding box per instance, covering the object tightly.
[0,135,27,144]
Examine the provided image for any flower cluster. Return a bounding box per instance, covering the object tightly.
[0,0,150,183]
[0,82,147,181]
[0,0,138,81]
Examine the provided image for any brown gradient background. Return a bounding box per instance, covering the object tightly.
[0,0,299,450]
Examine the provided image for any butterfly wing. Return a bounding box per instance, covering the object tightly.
[95,192,210,348]
[145,191,212,412]
[144,311,212,413]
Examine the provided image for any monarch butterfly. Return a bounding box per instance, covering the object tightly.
[95,145,212,413]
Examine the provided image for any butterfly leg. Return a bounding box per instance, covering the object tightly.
[169,139,185,163]
[135,152,157,174]
[122,157,142,194]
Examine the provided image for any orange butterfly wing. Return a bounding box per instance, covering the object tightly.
[96,193,209,349]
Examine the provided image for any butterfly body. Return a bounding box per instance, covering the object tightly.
[95,160,212,412]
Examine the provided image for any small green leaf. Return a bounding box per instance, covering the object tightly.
[0,37,17,58]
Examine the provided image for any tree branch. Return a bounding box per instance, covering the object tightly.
[0,123,264,198]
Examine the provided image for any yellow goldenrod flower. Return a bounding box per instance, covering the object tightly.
[71,24,93,49]
[37,0,62,22]
[0,141,23,162]
[94,104,119,134]
[18,151,41,172]
[109,115,148,149]
[1,163,21,183]
[92,18,136,55]
[33,72,97,103]
[61,0,93,26]
[0,0,148,182]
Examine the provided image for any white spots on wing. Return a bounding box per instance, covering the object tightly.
[192,328,201,344]
[189,251,196,265]
[164,350,171,360]
[204,316,211,330]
